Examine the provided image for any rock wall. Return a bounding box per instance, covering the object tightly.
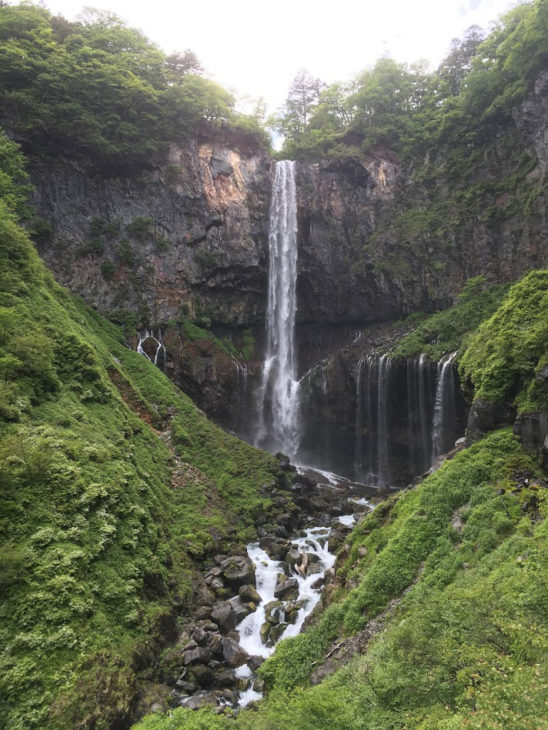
[31,128,272,329]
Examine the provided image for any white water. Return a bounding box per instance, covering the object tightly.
[432,352,458,459]
[255,160,300,458]
[136,329,166,368]
[236,526,335,706]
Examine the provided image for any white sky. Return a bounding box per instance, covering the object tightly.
[40,0,520,112]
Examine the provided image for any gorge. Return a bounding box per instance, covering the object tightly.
[0,2,547,729]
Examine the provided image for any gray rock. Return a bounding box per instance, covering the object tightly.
[274,577,299,600]
[221,637,249,667]
[184,647,212,665]
[215,669,237,688]
[238,584,261,604]
[220,556,256,591]
[210,602,237,633]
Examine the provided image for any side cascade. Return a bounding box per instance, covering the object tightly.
[136,329,166,369]
[432,352,458,459]
[354,353,464,486]
[255,160,300,459]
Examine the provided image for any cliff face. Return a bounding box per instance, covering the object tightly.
[31,128,272,329]
[28,74,548,431]
[295,71,548,336]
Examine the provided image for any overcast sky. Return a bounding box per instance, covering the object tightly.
[41,0,520,112]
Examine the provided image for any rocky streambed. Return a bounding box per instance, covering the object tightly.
[155,468,375,716]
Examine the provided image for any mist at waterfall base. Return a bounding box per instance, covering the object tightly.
[242,160,466,488]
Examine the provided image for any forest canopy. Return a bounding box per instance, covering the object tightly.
[0,3,267,169]
[271,0,547,158]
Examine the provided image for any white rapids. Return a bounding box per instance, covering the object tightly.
[235,526,336,706]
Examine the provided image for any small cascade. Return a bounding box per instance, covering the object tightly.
[231,356,249,438]
[255,160,300,458]
[352,352,465,487]
[136,329,166,369]
[418,353,431,469]
[432,352,458,459]
[236,526,336,707]
[376,354,392,486]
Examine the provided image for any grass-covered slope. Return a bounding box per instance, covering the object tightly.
[0,135,282,729]
[392,269,548,415]
[135,430,548,730]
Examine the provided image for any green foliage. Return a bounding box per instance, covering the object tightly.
[0,191,281,728]
[0,5,266,170]
[460,270,548,411]
[136,430,547,730]
[392,275,509,360]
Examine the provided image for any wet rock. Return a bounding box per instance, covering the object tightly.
[306,562,323,576]
[259,536,290,559]
[274,577,299,600]
[260,622,271,644]
[215,669,237,688]
[183,691,218,709]
[248,655,266,672]
[227,595,254,622]
[269,623,288,642]
[220,555,256,591]
[264,599,284,624]
[184,647,212,666]
[221,637,249,667]
[239,584,261,604]
[311,576,325,590]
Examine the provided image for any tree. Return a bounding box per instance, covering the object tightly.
[164,50,204,85]
[274,69,325,144]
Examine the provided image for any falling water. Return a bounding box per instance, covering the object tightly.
[377,354,392,486]
[418,353,431,469]
[432,352,458,459]
[136,329,166,369]
[256,160,300,458]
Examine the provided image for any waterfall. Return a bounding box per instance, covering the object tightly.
[432,352,458,459]
[255,161,300,458]
[377,354,392,486]
[418,353,431,469]
[136,329,166,369]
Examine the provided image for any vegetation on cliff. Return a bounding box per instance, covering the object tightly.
[0,136,282,729]
[0,4,267,171]
[274,0,547,160]
[391,270,548,416]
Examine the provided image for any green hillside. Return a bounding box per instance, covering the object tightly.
[0,132,282,729]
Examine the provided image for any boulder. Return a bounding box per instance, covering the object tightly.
[227,595,253,622]
[274,577,299,600]
[191,664,215,687]
[210,601,237,633]
[258,536,290,559]
[248,655,266,672]
[215,669,237,688]
[238,584,261,604]
[220,556,256,591]
[221,637,249,667]
[183,647,212,666]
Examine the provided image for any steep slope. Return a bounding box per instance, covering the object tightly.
[0,135,285,729]
[133,430,548,730]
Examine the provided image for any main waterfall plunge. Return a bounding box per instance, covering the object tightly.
[255,160,300,458]
[249,159,466,487]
